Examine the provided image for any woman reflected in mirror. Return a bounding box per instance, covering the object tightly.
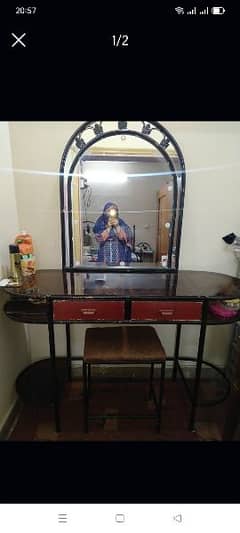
[93,201,133,265]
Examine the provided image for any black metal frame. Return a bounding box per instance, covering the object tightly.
[82,357,166,433]
[46,294,231,434]
[59,121,186,272]
[47,299,61,432]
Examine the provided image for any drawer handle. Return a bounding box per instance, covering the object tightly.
[159,310,174,316]
[80,309,97,315]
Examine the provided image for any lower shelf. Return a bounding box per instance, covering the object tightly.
[16,358,67,407]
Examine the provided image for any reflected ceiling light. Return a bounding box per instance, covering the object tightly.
[84,171,127,184]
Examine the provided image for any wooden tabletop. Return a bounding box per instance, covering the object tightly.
[4,269,240,300]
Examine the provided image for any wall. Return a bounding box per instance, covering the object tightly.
[9,122,81,269]
[170,121,240,275]
[8,121,240,368]
[0,122,29,432]
[0,122,19,268]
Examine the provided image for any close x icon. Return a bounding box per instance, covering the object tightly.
[11,32,27,47]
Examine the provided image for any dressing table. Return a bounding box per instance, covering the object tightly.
[4,121,240,434]
[4,268,240,431]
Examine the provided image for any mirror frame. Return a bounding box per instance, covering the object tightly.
[59,121,186,273]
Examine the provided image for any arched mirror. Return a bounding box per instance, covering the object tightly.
[60,121,185,272]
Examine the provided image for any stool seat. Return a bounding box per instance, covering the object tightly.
[84,326,166,363]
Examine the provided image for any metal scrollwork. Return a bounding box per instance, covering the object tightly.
[160,136,170,149]
[93,123,103,136]
[141,123,152,135]
[118,121,128,130]
[59,120,186,272]
[75,137,86,150]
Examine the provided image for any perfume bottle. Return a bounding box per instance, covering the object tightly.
[9,244,22,284]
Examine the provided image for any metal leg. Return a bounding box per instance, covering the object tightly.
[189,301,208,431]
[83,361,89,433]
[172,324,182,381]
[157,361,165,432]
[87,364,91,396]
[48,321,61,433]
[222,387,240,440]
[66,323,72,381]
[149,363,154,399]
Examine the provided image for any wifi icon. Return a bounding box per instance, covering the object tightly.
[175,6,184,14]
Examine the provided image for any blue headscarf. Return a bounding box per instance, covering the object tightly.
[93,202,120,234]
[103,201,118,221]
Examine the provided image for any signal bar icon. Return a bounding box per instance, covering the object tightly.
[200,7,209,14]
[187,7,197,14]
[175,6,184,14]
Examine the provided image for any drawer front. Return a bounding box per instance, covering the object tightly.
[131,301,202,321]
[174,301,202,320]
[53,300,125,321]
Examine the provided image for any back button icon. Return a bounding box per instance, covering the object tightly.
[173,514,183,523]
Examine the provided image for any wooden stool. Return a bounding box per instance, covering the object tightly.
[83,325,166,432]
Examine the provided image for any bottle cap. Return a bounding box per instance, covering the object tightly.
[9,244,20,253]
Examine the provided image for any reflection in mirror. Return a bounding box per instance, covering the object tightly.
[60,121,185,271]
[74,140,178,267]
[91,200,133,265]
[64,271,177,296]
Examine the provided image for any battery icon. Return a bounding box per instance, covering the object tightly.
[211,6,226,14]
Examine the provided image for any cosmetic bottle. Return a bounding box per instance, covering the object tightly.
[21,253,36,276]
[9,244,22,284]
[15,230,36,276]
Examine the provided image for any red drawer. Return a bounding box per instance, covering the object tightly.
[53,300,124,321]
[175,301,202,320]
[131,301,202,321]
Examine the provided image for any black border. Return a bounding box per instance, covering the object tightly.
[1,441,240,503]
[1,1,240,506]
[1,2,240,119]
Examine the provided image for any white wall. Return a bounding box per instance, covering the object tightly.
[0,122,29,431]
[9,122,81,269]
[0,122,19,268]
[170,121,240,275]
[8,122,240,368]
